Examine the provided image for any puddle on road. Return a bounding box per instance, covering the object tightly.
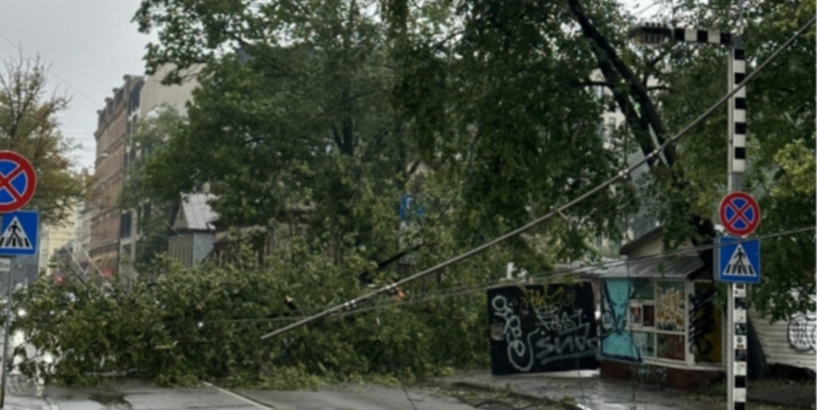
[89,392,133,409]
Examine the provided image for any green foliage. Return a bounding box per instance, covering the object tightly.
[129,0,816,377]
[0,56,84,224]
[12,231,494,387]
[120,105,187,272]
[137,0,421,267]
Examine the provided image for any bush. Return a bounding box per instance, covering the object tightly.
[11,240,492,388]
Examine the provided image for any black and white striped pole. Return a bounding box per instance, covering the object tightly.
[629,23,747,410]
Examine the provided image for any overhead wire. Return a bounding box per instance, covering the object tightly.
[40,224,801,328]
[0,33,102,109]
[260,14,816,340]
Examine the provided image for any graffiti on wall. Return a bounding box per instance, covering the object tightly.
[688,286,717,361]
[488,283,598,375]
[656,282,685,331]
[629,363,668,387]
[600,279,641,362]
[787,313,817,352]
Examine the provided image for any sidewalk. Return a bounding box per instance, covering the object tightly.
[1,375,53,410]
[441,370,810,410]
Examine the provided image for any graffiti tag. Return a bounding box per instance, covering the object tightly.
[688,288,716,359]
[520,285,575,315]
[492,295,534,371]
[533,308,599,365]
[488,284,599,375]
[631,363,667,387]
[656,286,685,331]
[787,313,817,352]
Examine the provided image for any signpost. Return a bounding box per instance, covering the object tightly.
[718,190,760,410]
[0,151,37,409]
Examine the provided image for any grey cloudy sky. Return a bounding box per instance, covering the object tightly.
[0,0,155,170]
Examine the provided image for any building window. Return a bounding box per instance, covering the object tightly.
[628,279,686,362]
[120,212,133,238]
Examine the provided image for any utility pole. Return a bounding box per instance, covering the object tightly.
[726,34,748,410]
[0,260,13,409]
[629,23,748,410]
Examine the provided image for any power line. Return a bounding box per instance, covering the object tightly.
[27,225,810,330]
[195,225,814,327]
[0,33,102,108]
[259,15,817,341]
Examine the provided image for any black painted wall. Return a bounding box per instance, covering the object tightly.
[488,282,599,375]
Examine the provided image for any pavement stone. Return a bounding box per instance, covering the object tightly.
[440,370,807,410]
[747,384,815,409]
[6,374,39,397]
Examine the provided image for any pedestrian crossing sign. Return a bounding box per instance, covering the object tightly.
[0,210,38,256]
[716,236,760,284]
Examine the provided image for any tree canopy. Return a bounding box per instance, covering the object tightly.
[130,0,815,317]
[119,105,187,273]
[0,56,84,224]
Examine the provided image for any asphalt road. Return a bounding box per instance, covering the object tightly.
[237,384,478,410]
[41,381,480,410]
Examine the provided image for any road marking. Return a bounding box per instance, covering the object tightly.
[202,381,274,410]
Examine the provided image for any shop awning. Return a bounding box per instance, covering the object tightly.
[591,256,705,279]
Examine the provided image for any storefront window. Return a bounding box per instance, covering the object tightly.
[628,279,686,362]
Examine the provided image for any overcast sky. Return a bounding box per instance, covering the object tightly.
[0,0,154,170]
[0,0,649,172]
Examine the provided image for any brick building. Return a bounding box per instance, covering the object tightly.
[90,75,143,279]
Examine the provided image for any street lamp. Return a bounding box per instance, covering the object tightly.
[628,22,747,410]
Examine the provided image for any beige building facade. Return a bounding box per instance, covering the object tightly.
[38,207,77,276]
[119,65,201,272]
[90,75,143,278]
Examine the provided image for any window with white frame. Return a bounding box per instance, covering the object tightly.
[628,279,686,361]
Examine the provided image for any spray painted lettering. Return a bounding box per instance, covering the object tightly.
[488,283,599,375]
[787,313,817,352]
[630,363,668,387]
[688,287,716,360]
[491,295,534,371]
[656,283,685,331]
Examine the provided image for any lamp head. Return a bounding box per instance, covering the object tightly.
[629,22,672,46]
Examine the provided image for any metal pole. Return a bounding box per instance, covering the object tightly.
[727,37,748,410]
[0,260,13,409]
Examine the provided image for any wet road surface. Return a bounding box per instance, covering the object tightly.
[42,380,481,410]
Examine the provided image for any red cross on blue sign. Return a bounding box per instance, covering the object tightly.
[719,191,761,237]
[0,151,37,213]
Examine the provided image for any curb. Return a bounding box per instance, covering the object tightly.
[201,381,273,410]
[448,381,590,410]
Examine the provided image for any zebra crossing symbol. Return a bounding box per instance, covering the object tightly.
[716,236,761,284]
[0,210,38,256]
[724,244,755,276]
[0,216,31,249]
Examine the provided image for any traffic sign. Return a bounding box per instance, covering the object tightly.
[0,259,10,273]
[0,211,38,256]
[719,191,760,237]
[716,236,760,284]
[0,151,36,213]
[399,193,425,220]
